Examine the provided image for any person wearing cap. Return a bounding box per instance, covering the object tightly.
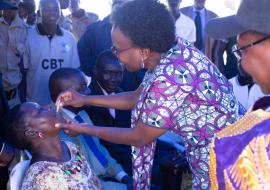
[0,0,27,108]
[206,0,270,189]
[0,0,18,188]
[0,0,17,9]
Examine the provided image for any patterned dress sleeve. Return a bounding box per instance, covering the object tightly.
[140,76,189,131]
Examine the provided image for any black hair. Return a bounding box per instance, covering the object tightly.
[94,50,121,71]
[49,68,84,102]
[110,0,175,53]
[19,0,36,14]
[39,0,59,9]
[1,104,30,149]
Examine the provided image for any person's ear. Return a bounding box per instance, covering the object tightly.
[140,48,150,59]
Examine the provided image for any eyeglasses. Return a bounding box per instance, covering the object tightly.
[111,46,133,56]
[232,35,270,60]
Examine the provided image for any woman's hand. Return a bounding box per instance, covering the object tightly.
[55,121,90,137]
[55,90,86,110]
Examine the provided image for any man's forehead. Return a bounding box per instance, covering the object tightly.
[238,32,261,42]
[40,0,59,7]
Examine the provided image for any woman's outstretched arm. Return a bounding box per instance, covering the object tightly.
[56,86,143,110]
[55,120,166,147]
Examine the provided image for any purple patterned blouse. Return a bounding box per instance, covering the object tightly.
[131,39,239,190]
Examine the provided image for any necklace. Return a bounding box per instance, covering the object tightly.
[63,152,82,175]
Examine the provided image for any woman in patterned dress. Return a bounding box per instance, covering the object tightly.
[55,0,239,189]
[2,102,103,190]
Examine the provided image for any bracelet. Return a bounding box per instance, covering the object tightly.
[0,142,5,157]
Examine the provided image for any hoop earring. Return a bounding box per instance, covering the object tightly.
[141,56,145,69]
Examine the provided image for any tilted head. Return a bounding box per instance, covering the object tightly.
[110,0,175,72]
[2,102,63,149]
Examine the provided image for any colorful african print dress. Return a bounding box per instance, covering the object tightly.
[21,141,103,190]
[131,39,239,190]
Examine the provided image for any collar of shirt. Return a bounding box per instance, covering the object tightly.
[97,82,115,96]
[36,23,63,36]
[192,7,206,21]
[61,107,77,120]
[60,107,93,124]
[193,7,206,14]
[97,82,116,118]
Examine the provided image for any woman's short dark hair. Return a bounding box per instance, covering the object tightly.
[110,0,175,53]
[1,105,30,149]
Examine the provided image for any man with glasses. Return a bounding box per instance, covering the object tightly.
[206,0,270,188]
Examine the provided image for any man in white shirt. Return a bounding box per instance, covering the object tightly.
[181,0,218,59]
[167,0,196,43]
[229,64,265,110]
[24,0,79,105]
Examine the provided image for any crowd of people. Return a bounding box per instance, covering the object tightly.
[0,0,270,189]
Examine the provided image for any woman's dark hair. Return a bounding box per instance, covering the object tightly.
[1,104,30,149]
[110,0,175,53]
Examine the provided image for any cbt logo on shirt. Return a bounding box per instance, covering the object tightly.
[41,59,64,69]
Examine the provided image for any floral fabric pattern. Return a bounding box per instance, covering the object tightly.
[21,141,103,190]
[131,39,239,190]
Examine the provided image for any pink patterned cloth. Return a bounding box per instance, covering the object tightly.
[131,39,239,190]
